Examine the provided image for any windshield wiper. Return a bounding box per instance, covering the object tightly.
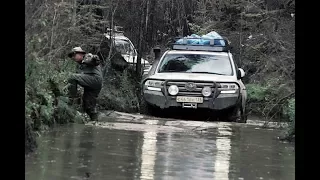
[191,72,227,75]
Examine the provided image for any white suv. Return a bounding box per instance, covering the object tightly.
[141,38,247,123]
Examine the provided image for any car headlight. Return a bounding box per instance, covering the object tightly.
[144,80,164,91]
[168,85,179,95]
[219,83,239,89]
[219,83,239,94]
[202,87,212,97]
[145,80,163,88]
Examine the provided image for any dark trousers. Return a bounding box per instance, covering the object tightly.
[68,73,102,120]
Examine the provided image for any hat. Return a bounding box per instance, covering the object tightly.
[68,47,86,58]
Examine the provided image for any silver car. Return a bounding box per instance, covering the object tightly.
[104,32,151,73]
[141,40,247,123]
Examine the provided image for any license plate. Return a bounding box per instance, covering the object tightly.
[176,96,203,103]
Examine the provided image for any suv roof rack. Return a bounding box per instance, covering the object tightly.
[171,37,230,52]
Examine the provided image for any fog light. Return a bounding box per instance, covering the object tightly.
[202,87,212,97]
[168,85,179,95]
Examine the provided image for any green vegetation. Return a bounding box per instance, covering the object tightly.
[282,98,295,141]
[25,58,86,153]
[246,83,294,119]
[25,1,113,153]
[98,68,140,113]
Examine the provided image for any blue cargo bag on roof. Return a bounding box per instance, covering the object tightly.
[176,31,225,46]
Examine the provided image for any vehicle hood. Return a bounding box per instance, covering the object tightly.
[148,73,237,82]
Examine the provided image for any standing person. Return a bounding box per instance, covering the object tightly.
[67,47,103,121]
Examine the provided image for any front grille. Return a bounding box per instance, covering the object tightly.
[166,81,216,97]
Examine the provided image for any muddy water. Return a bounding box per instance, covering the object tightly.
[25,113,295,180]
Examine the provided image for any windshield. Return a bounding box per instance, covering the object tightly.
[115,39,135,55]
[158,53,233,75]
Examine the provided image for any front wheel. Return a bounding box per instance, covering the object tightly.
[227,106,247,123]
[140,98,160,116]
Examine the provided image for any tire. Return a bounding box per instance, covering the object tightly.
[228,106,247,123]
[140,98,159,116]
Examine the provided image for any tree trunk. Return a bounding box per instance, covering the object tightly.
[145,0,150,53]
[136,0,145,76]
[72,0,77,26]
[148,0,156,48]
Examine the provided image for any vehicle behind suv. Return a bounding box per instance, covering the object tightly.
[104,30,150,73]
[141,34,247,123]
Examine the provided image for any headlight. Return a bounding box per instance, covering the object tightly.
[145,80,163,88]
[168,85,179,95]
[219,83,239,89]
[219,83,239,94]
[144,80,164,91]
[202,87,212,97]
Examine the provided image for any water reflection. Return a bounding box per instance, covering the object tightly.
[60,124,75,178]
[213,125,232,180]
[228,126,295,180]
[140,120,158,180]
[25,122,295,180]
[76,126,94,178]
[153,127,217,179]
[40,127,60,179]
[163,131,172,177]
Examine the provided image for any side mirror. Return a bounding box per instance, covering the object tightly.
[238,68,245,79]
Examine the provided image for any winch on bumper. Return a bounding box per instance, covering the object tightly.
[142,79,241,110]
